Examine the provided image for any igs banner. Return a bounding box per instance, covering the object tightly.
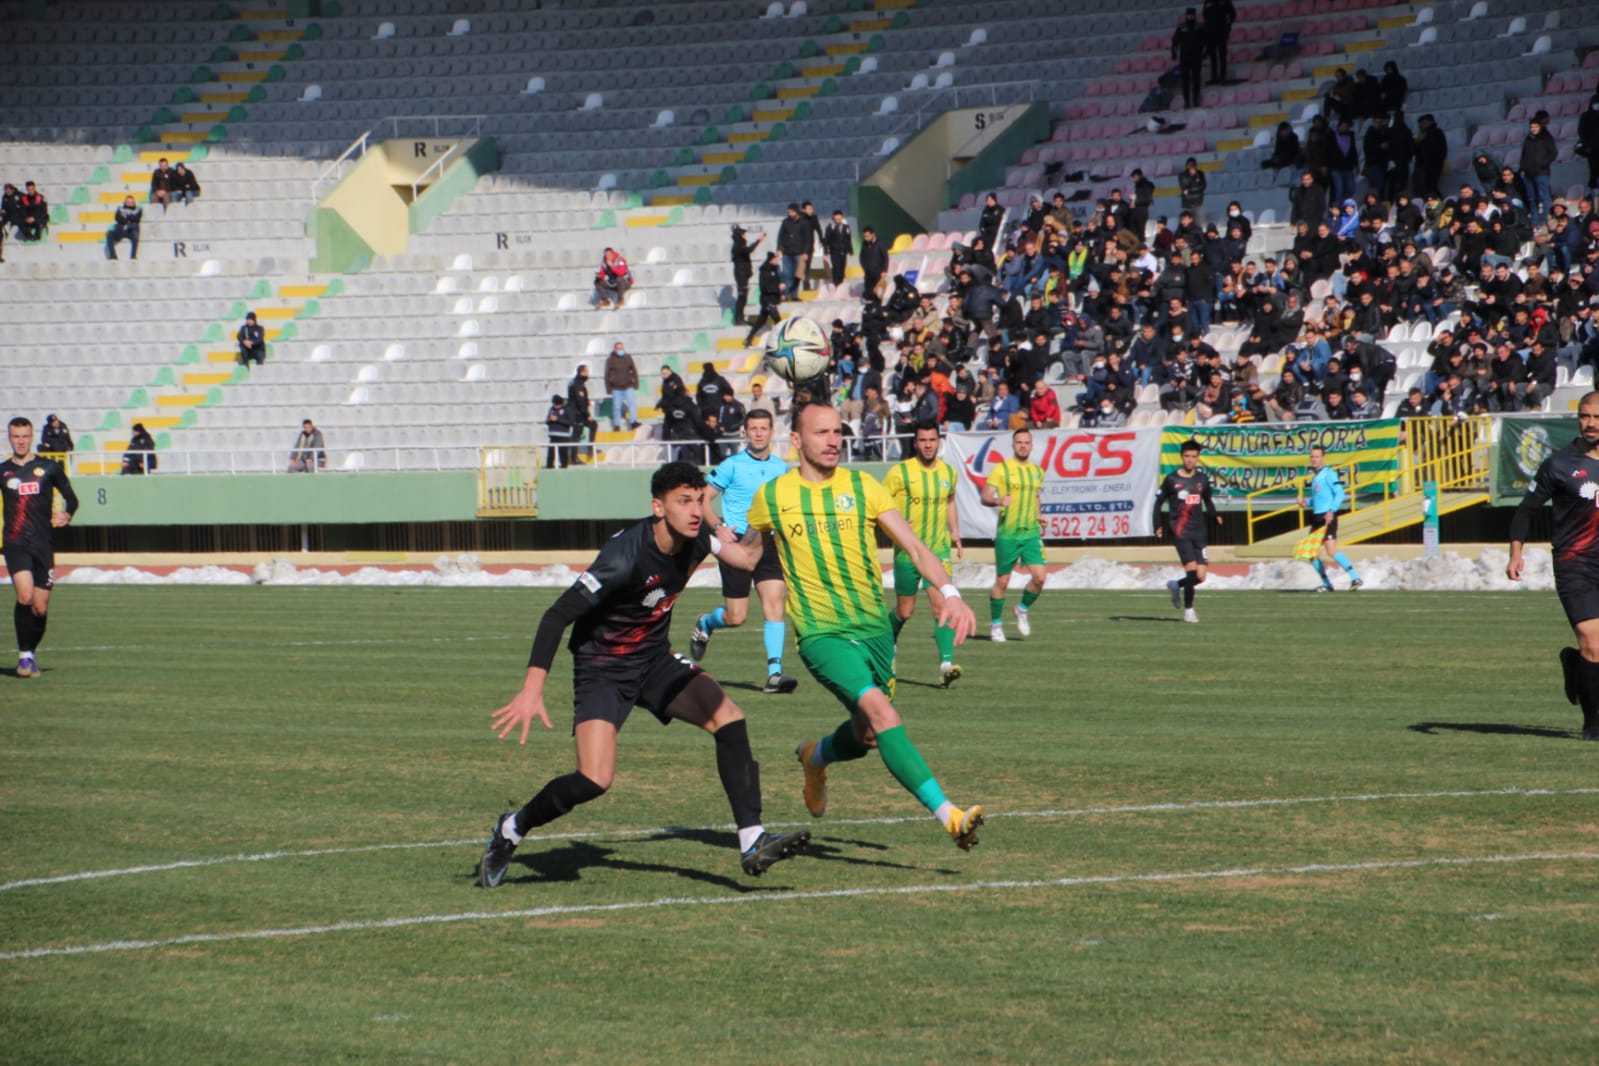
[942,427,1162,540]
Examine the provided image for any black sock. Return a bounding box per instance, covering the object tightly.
[713,719,762,832]
[1182,573,1198,608]
[13,602,29,653]
[1579,657,1599,731]
[30,610,46,652]
[514,771,606,836]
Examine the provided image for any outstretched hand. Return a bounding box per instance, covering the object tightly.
[491,688,552,745]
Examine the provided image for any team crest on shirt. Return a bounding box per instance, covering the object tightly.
[835,493,856,512]
[1581,482,1599,508]
[642,588,665,609]
[938,478,951,492]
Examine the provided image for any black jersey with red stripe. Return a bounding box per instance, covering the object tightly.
[1518,440,1599,567]
[2,454,78,548]
[1155,468,1216,541]
[566,517,713,660]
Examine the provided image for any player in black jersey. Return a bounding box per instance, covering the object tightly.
[1508,391,1599,741]
[1154,439,1220,624]
[3,417,79,678]
[477,462,810,888]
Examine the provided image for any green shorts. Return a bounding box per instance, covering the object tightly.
[892,550,952,598]
[799,631,896,713]
[994,533,1045,576]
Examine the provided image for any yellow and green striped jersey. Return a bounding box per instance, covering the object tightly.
[988,458,1043,538]
[882,457,957,558]
[746,466,895,642]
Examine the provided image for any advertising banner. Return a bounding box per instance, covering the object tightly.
[942,427,1162,540]
[1493,415,1574,506]
[1158,420,1403,499]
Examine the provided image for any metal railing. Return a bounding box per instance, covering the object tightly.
[309,114,486,204]
[53,446,474,477]
[1245,416,1494,544]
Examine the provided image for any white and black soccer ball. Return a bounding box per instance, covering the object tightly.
[762,315,832,385]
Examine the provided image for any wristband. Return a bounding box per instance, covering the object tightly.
[939,583,961,600]
[708,535,723,557]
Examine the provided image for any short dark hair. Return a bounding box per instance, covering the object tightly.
[913,421,941,436]
[1012,426,1032,440]
[651,462,707,499]
[9,417,32,430]
[1180,439,1202,454]
[745,408,774,426]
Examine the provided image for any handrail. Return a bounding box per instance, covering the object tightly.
[411,142,461,202]
[308,114,486,204]
[1244,415,1494,544]
[309,130,371,203]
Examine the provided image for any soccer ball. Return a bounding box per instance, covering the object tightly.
[762,316,832,385]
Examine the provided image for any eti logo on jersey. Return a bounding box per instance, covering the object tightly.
[17,481,40,497]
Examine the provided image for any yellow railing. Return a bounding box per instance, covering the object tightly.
[478,446,539,517]
[1246,416,1493,544]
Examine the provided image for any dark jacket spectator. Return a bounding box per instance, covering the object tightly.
[16,182,47,241]
[106,197,141,260]
[173,163,201,204]
[236,312,265,365]
[39,414,73,454]
[288,419,326,473]
[149,158,178,209]
[544,395,577,469]
[122,423,157,475]
[694,362,734,422]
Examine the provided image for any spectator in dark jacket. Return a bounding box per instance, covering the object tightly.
[1179,157,1208,228]
[105,196,141,260]
[544,394,577,469]
[236,311,265,365]
[1289,170,1328,230]
[776,203,811,295]
[122,423,157,475]
[745,253,784,346]
[695,361,734,423]
[39,414,73,454]
[149,158,178,210]
[859,226,889,301]
[1520,118,1559,228]
[173,163,201,205]
[568,361,598,461]
[1411,114,1448,199]
[822,210,853,286]
[1578,94,1599,197]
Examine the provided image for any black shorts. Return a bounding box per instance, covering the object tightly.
[2,544,54,590]
[1309,512,1339,539]
[1555,566,1599,627]
[717,532,783,600]
[1174,538,1209,566]
[571,649,713,731]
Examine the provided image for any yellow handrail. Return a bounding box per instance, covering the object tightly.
[478,446,540,517]
[1245,416,1493,544]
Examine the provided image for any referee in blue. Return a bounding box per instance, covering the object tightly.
[690,407,798,693]
[1298,444,1363,592]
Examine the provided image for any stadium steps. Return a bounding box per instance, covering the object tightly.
[46,11,320,248]
[1235,490,1491,559]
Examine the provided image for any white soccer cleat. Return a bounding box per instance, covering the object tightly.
[989,622,1006,643]
[1014,606,1031,638]
[1167,579,1182,610]
[1183,608,1198,624]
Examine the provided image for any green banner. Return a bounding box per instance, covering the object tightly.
[1159,421,1403,498]
[1493,415,1576,506]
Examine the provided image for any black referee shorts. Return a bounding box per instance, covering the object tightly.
[571,649,716,731]
[717,532,783,600]
[1309,511,1339,539]
[2,544,54,590]
[1555,565,1599,628]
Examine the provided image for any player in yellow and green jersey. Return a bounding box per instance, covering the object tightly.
[746,404,987,851]
[882,421,964,687]
[980,426,1047,642]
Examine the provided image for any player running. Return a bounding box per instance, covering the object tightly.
[1155,438,1221,623]
[981,426,1047,642]
[2,417,78,679]
[689,408,797,694]
[883,421,965,686]
[746,404,986,850]
[478,462,810,889]
[1297,444,1362,592]
[1507,390,1599,741]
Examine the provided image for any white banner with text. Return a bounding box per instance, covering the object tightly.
[941,427,1162,541]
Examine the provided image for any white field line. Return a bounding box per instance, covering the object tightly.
[5,786,1595,894]
[3,851,1595,962]
[47,634,523,653]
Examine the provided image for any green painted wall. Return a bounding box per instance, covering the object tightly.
[69,473,477,526]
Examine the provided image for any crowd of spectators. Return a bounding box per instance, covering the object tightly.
[738,78,1599,453]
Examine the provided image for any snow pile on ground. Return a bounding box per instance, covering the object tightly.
[49,548,1554,591]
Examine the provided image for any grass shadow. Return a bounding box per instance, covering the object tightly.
[1107,616,1184,624]
[1408,721,1579,740]
[494,838,786,893]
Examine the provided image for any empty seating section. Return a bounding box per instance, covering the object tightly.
[4,0,1597,471]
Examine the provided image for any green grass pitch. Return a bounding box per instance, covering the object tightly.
[2,585,1596,1064]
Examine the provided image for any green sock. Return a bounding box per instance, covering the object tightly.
[826,719,871,763]
[1021,588,1040,610]
[933,621,956,663]
[875,725,948,813]
[989,597,1005,623]
[891,613,906,640]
